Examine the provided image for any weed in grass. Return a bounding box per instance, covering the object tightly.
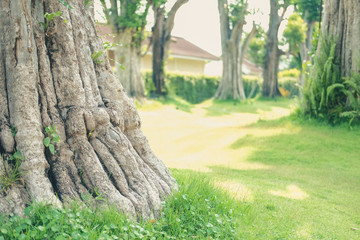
[0,151,24,192]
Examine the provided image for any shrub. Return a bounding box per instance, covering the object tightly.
[143,72,220,104]
[143,72,262,102]
[278,68,301,78]
[299,34,360,125]
[278,77,300,97]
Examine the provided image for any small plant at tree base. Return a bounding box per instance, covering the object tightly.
[10,126,17,137]
[40,11,68,33]
[59,0,73,9]
[298,34,360,125]
[85,0,91,7]
[1,151,24,191]
[91,50,104,63]
[44,126,60,155]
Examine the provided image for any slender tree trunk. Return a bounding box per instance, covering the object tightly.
[320,0,360,76]
[262,0,287,98]
[300,17,315,87]
[152,6,166,95]
[0,0,176,218]
[115,30,145,98]
[152,0,189,95]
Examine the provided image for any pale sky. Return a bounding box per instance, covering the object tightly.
[94,0,292,75]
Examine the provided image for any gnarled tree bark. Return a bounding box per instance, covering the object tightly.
[320,0,360,76]
[0,0,176,219]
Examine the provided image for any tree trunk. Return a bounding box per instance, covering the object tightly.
[300,16,315,87]
[262,0,287,98]
[152,0,189,95]
[115,30,145,98]
[0,0,176,219]
[320,0,360,77]
[215,0,251,100]
[152,6,166,95]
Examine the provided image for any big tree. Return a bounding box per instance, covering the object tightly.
[301,0,360,122]
[151,0,188,95]
[322,0,360,77]
[0,0,176,218]
[262,0,290,98]
[100,0,151,98]
[215,0,257,100]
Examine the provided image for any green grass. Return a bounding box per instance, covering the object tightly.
[204,96,294,116]
[0,171,242,240]
[209,117,360,239]
[2,97,360,239]
[137,95,193,113]
[139,97,360,239]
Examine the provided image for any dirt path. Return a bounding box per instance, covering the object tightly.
[139,101,291,172]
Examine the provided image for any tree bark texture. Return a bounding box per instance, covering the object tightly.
[262,0,287,98]
[320,0,360,77]
[152,0,189,95]
[0,0,176,219]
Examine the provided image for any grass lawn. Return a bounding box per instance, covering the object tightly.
[138,97,360,239]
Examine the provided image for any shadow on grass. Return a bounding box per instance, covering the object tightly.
[155,95,194,113]
[204,97,293,117]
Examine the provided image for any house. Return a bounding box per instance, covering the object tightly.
[96,25,262,76]
[96,25,219,75]
[141,36,220,75]
[242,58,262,76]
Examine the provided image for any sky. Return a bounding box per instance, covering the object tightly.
[94,0,293,75]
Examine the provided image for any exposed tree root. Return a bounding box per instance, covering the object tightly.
[0,0,176,219]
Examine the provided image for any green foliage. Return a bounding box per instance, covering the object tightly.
[40,11,67,32]
[229,0,248,28]
[143,72,220,104]
[92,51,104,64]
[58,0,73,9]
[278,68,301,78]
[283,13,307,55]
[299,34,360,125]
[44,126,60,155]
[295,0,322,22]
[0,172,241,239]
[1,151,24,191]
[279,77,300,97]
[101,0,149,42]
[84,0,91,7]
[248,28,266,66]
[10,127,17,137]
[143,72,299,102]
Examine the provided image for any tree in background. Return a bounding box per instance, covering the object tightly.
[262,0,290,98]
[0,0,176,218]
[300,0,360,124]
[151,0,189,95]
[283,13,306,57]
[248,26,266,67]
[215,0,258,100]
[295,0,322,86]
[100,0,151,98]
